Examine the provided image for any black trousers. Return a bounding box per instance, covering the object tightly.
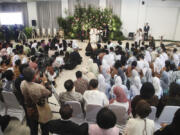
[144,32,149,41]
[28,118,47,135]
[0,115,11,132]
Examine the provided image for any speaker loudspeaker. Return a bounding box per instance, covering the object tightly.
[32,20,36,26]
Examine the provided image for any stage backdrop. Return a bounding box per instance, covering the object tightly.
[58,4,124,40]
[0,2,29,26]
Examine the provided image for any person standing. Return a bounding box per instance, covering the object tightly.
[20,67,51,135]
[144,23,150,41]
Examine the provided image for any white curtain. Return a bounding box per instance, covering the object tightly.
[106,0,122,18]
[37,1,62,29]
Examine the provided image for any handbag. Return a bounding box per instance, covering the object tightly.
[36,101,53,124]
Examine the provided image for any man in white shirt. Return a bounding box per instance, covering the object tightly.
[83,79,109,107]
[31,40,37,49]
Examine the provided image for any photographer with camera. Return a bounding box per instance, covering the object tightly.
[20,67,52,135]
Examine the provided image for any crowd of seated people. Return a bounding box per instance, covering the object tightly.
[0,37,82,134]
[55,39,180,134]
[0,36,180,135]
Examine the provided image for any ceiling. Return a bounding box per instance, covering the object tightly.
[0,0,61,3]
[0,0,180,3]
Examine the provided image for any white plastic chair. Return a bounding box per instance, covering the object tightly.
[51,85,61,106]
[48,28,51,37]
[53,28,57,37]
[157,106,180,124]
[108,104,128,125]
[65,101,85,124]
[42,28,46,37]
[85,104,102,122]
[2,91,25,122]
[36,28,40,37]
[148,106,157,120]
[65,101,84,119]
[0,101,6,116]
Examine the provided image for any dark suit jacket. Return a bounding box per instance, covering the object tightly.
[144,26,150,33]
[45,119,88,135]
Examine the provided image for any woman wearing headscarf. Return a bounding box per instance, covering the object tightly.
[131,69,139,82]
[141,68,153,84]
[154,54,163,74]
[101,60,111,84]
[97,74,111,99]
[152,77,163,99]
[144,49,152,63]
[110,86,131,114]
[130,76,142,99]
[160,71,169,95]
[88,58,99,77]
[110,76,130,99]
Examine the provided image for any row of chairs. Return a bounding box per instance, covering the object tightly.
[35,28,57,37]
[149,105,180,130]
[0,90,179,134]
[149,106,180,124]
[51,84,180,126]
[0,91,25,123]
[65,101,128,125]
[64,101,180,124]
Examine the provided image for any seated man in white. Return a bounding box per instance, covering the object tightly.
[83,79,109,107]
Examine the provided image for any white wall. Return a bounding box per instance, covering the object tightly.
[120,0,180,41]
[175,9,180,41]
[26,0,180,41]
[27,2,38,27]
[99,0,106,10]
[146,6,178,40]
[121,0,139,37]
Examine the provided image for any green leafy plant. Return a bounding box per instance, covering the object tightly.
[24,27,32,38]
[58,4,124,40]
